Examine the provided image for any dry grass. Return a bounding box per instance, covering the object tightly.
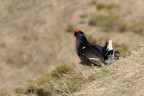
[0,0,144,95]
[15,64,93,95]
[74,43,144,96]
[13,43,144,96]
[95,3,116,10]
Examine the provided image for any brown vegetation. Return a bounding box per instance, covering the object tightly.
[0,0,144,95]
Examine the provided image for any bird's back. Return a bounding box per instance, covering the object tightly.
[78,44,105,66]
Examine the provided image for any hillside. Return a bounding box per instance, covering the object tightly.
[0,0,144,95]
[74,43,144,96]
[13,43,144,96]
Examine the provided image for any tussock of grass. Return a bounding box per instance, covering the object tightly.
[86,35,97,44]
[87,36,109,45]
[0,92,10,96]
[15,83,52,96]
[15,63,116,96]
[15,64,90,95]
[116,21,127,32]
[89,13,128,32]
[89,2,130,33]
[132,20,144,34]
[89,13,118,27]
[15,82,37,94]
[95,3,116,10]
[79,14,87,19]
[51,63,74,78]
[65,81,79,92]
[65,23,74,33]
[87,73,96,82]
[113,43,130,58]
[89,2,144,33]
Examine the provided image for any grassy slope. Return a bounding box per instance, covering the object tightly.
[0,0,144,95]
[74,43,144,96]
[13,43,144,96]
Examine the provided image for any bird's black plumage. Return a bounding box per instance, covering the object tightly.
[74,27,120,66]
[74,28,105,66]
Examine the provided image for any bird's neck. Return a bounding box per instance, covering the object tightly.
[77,35,89,46]
[75,35,89,54]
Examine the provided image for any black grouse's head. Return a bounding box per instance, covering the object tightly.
[74,27,84,37]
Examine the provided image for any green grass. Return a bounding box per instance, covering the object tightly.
[65,80,79,93]
[132,19,144,33]
[113,43,130,58]
[89,13,118,27]
[0,92,10,96]
[87,35,97,44]
[89,2,130,33]
[88,13,129,33]
[15,64,87,95]
[65,23,74,33]
[15,83,52,96]
[51,63,74,78]
[95,3,116,10]
[14,43,143,96]
[87,73,96,82]
[87,36,109,45]
[116,21,127,32]
[79,14,87,19]
[15,63,116,96]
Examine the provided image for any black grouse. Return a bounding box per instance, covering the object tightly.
[74,27,119,66]
[74,27,105,66]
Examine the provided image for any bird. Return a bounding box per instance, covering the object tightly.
[74,27,105,66]
[74,27,119,66]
